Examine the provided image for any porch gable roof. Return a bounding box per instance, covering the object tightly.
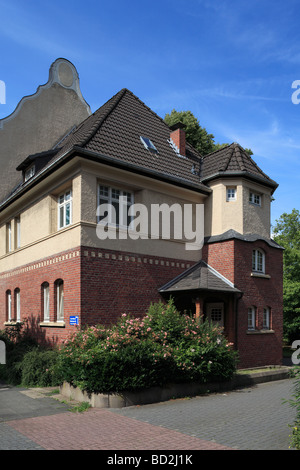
[159,260,241,294]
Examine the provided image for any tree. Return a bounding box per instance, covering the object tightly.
[273,209,300,343]
[164,109,253,156]
[164,109,216,155]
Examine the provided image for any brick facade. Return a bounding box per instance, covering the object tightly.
[0,246,194,345]
[203,239,283,368]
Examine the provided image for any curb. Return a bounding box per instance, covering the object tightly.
[59,365,293,409]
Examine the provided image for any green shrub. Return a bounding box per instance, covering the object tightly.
[20,349,60,387]
[286,366,300,449]
[56,299,238,394]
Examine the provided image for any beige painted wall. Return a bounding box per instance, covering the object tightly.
[205,178,271,238]
[0,158,207,272]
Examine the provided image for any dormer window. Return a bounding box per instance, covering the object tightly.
[140,136,158,153]
[249,191,261,206]
[24,165,35,182]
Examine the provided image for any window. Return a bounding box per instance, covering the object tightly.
[98,185,133,227]
[263,307,270,329]
[24,165,35,182]
[55,280,64,322]
[252,249,265,273]
[248,307,256,330]
[42,282,50,322]
[6,290,11,322]
[15,216,21,249]
[140,136,157,153]
[249,191,261,206]
[14,288,21,322]
[58,190,72,229]
[6,222,12,253]
[226,187,236,201]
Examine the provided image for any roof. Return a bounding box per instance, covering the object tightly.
[0,88,211,209]
[159,260,241,294]
[200,143,278,191]
[1,88,279,209]
[204,229,284,249]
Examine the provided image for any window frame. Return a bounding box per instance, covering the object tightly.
[56,280,64,323]
[248,306,256,330]
[252,249,265,274]
[14,288,21,323]
[249,191,261,206]
[6,290,12,322]
[42,282,50,323]
[263,307,270,330]
[58,190,72,230]
[97,184,134,228]
[226,187,237,202]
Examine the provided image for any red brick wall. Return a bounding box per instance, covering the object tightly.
[203,239,283,368]
[0,249,81,345]
[80,247,193,326]
[0,246,194,344]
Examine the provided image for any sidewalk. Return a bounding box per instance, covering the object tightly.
[0,378,296,450]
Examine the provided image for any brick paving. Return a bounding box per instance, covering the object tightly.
[6,409,231,450]
[0,378,297,451]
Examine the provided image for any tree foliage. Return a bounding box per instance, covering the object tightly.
[273,209,300,343]
[164,109,253,156]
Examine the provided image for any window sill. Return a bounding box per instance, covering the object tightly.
[4,321,22,326]
[251,273,271,279]
[247,329,274,335]
[40,322,65,328]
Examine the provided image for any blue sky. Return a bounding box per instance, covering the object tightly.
[0,0,299,228]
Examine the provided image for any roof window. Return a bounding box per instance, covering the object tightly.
[24,165,35,182]
[140,136,158,153]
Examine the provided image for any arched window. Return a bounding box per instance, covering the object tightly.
[55,280,64,322]
[42,282,50,322]
[14,288,21,322]
[6,290,11,322]
[252,249,265,274]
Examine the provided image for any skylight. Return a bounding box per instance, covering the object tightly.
[140,136,157,153]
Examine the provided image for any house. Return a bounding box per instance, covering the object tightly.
[0,62,283,368]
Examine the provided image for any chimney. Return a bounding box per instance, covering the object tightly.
[169,122,186,157]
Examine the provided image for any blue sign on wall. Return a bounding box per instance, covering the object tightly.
[69,316,79,326]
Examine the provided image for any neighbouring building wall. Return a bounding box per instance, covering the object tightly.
[0,58,91,203]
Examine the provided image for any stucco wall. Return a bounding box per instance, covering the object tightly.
[0,58,91,203]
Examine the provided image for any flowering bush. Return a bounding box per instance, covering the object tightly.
[56,299,238,394]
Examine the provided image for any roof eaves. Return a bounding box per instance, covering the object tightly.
[200,170,278,192]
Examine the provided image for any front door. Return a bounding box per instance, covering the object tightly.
[206,302,224,328]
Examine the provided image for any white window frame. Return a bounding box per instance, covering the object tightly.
[7,291,12,322]
[248,306,256,330]
[263,307,270,329]
[56,280,64,322]
[98,184,134,228]
[6,222,12,253]
[226,187,236,201]
[252,249,265,274]
[24,165,35,182]
[43,283,50,323]
[249,191,261,206]
[15,288,21,323]
[15,216,21,249]
[58,190,72,230]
